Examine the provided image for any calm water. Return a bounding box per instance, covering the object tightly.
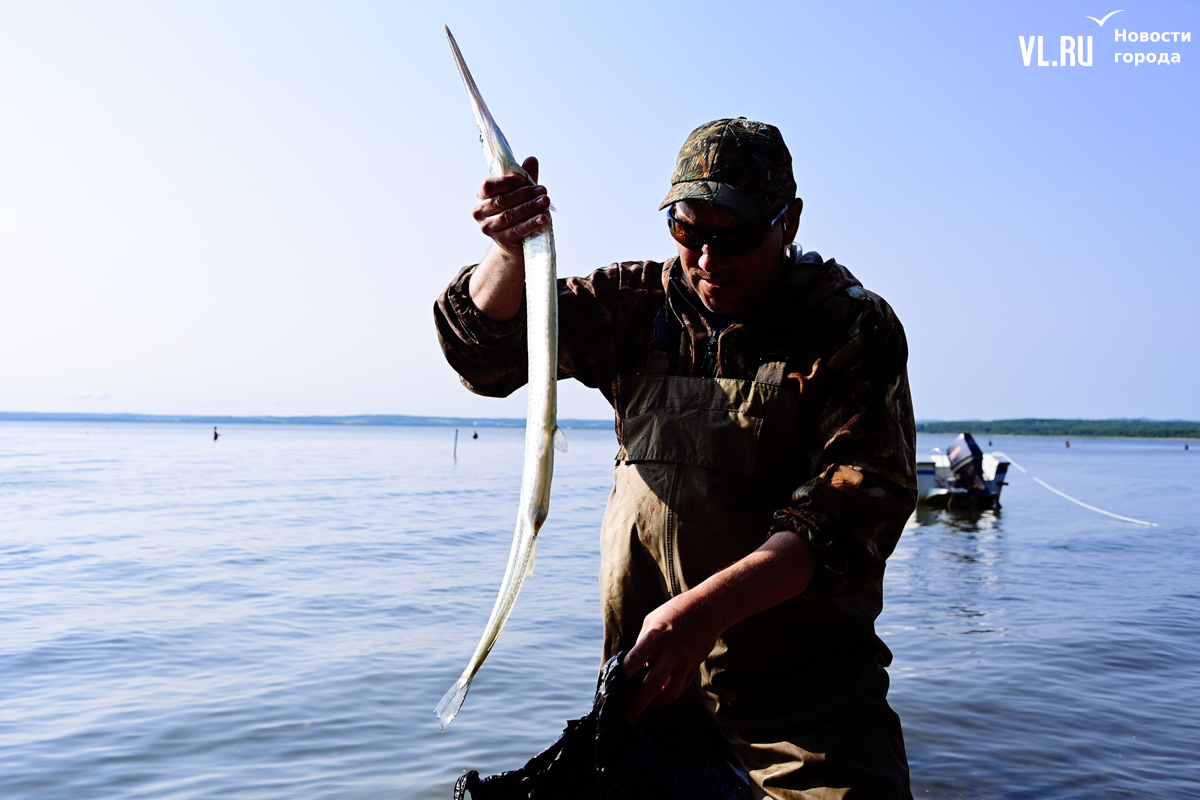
[1,422,1197,798]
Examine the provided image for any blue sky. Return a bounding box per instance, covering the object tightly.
[0,1,1196,421]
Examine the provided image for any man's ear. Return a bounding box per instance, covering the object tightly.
[782,198,804,245]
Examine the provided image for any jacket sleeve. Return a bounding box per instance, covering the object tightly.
[768,298,918,598]
[433,261,665,403]
[434,265,531,398]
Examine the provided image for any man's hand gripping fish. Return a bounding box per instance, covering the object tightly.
[435,27,566,730]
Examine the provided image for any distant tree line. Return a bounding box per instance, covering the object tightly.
[916,419,1200,438]
[0,412,613,429]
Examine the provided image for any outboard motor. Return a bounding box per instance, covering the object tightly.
[946,433,989,503]
[946,433,982,475]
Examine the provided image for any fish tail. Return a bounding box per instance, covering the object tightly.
[525,536,537,578]
[435,674,472,730]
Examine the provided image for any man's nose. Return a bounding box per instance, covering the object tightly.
[699,244,726,273]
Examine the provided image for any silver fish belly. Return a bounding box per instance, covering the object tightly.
[436,27,565,730]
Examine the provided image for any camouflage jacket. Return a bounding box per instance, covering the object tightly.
[434,248,916,597]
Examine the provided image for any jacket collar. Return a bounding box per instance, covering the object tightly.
[661,246,864,332]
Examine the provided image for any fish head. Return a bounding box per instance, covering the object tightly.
[445,27,531,182]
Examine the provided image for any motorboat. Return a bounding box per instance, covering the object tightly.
[917,433,1010,509]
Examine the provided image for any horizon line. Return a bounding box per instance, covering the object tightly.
[1,411,1197,427]
[0,411,613,428]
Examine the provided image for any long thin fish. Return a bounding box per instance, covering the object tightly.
[436,27,566,730]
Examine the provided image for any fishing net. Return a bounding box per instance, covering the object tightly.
[452,653,752,800]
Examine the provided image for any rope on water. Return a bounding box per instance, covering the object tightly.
[991,451,1156,527]
[1032,477,1156,526]
[992,452,1026,473]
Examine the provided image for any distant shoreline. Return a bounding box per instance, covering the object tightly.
[917,419,1199,439]
[2,413,1196,438]
[0,411,613,430]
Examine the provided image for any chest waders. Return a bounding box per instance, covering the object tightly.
[600,290,912,799]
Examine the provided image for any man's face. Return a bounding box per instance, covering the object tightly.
[672,199,802,315]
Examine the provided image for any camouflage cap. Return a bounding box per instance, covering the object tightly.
[659,118,797,221]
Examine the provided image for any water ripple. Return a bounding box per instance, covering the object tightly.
[1,425,1197,797]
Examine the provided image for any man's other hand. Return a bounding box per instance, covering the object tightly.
[620,593,721,725]
[473,156,551,253]
[618,530,817,726]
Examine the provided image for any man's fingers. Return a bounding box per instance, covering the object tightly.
[480,201,548,236]
[481,212,549,247]
[624,673,658,724]
[478,158,540,200]
[650,670,688,709]
[622,635,656,677]
[473,156,548,248]
[473,187,548,222]
[510,213,549,239]
[625,660,674,725]
[478,172,531,199]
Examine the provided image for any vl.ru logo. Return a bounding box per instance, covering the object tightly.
[1020,10,1190,67]
[1019,8,1117,67]
[1019,33,1094,66]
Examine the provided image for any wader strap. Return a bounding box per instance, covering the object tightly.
[646,304,679,377]
[755,349,789,386]
[647,300,789,384]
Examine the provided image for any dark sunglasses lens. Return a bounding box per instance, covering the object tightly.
[667,215,760,256]
[667,217,703,251]
[713,234,758,256]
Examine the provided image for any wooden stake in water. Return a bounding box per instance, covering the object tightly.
[453,429,459,462]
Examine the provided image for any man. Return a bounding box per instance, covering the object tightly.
[436,118,916,799]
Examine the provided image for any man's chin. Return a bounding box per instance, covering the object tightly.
[698,282,742,314]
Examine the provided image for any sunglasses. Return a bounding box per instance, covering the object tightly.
[666,202,791,257]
